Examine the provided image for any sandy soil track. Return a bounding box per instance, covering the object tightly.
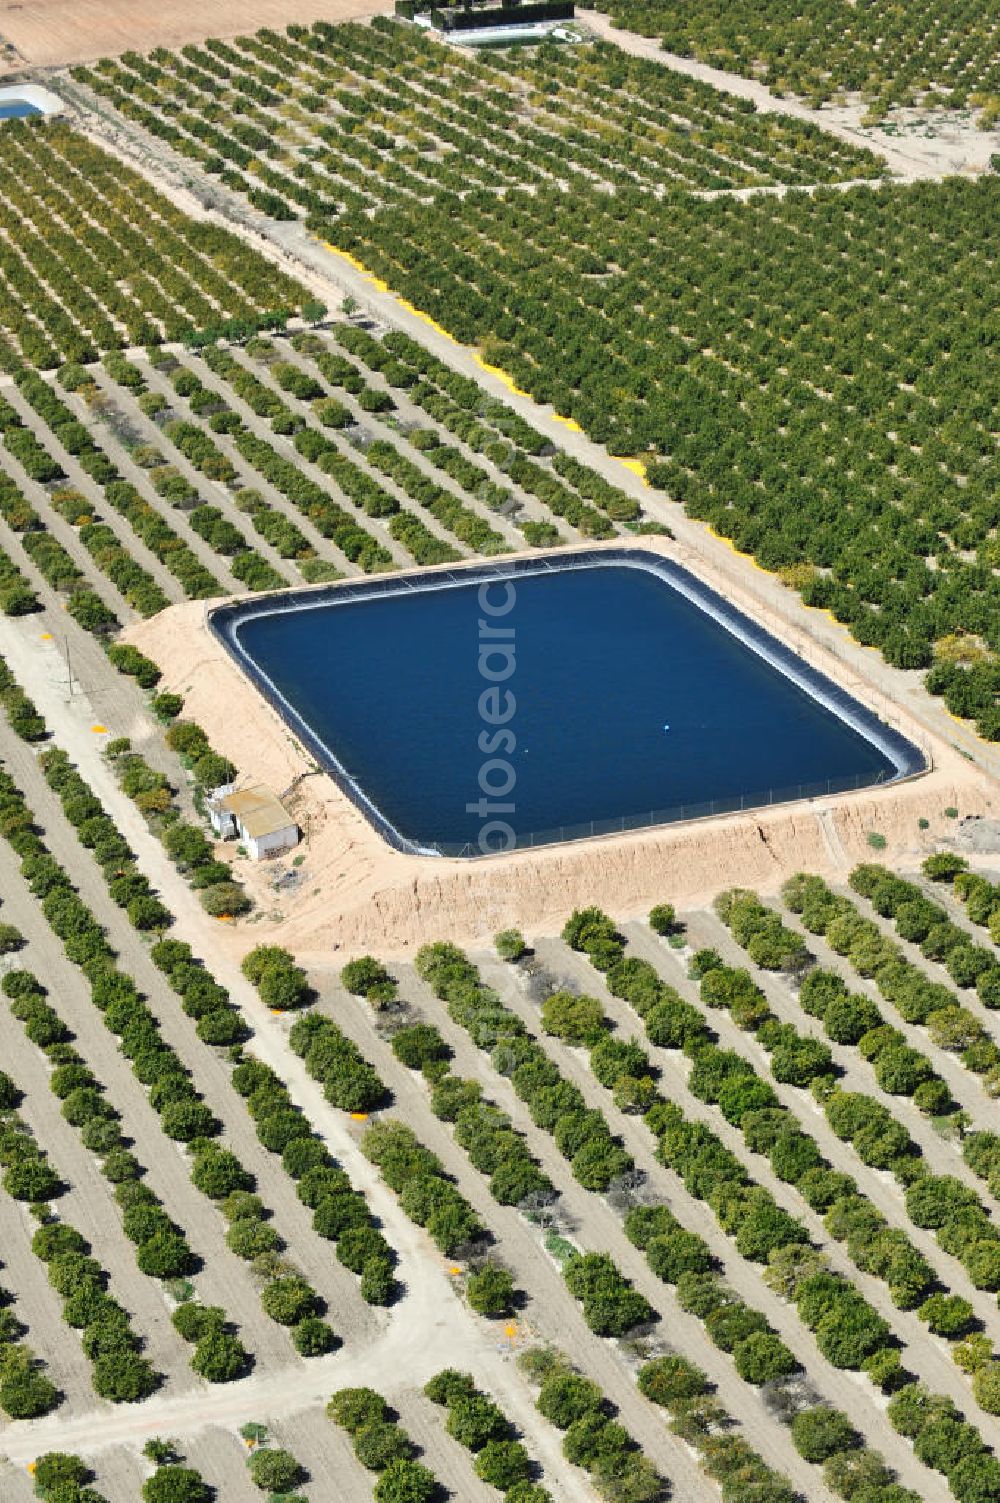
[0,0,388,70]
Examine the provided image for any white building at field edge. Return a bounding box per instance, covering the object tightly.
[208,783,298,861]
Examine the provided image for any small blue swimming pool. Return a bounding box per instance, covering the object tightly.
[212,551,923,855]
[0,100,41,120]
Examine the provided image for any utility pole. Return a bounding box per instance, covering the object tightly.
[65,634,74,697]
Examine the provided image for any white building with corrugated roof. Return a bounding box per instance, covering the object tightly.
[207,783,299,862]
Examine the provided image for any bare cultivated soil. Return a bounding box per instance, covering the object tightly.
[0,0,387,70]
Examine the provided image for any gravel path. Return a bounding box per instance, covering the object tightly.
[180,1427,262,1503]
[0,1181,96,1413]
[274,1405,397,1503]
[0,1460,36,1501]
[84,1446,148,1501]
[392,1389,503,1503]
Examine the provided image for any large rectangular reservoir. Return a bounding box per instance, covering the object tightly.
[211,551,924,856]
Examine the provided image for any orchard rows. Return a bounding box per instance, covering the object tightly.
[328,174,1000,737]
[0,11,997,1501]
[2,580,1000,1500]
[63,18,1000,739]
[71,17,881,226]
[594,0,1000,118]
[3,94,997,741]
[0,121,304,371]
[0,321,649,658]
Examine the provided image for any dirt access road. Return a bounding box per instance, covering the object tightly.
[0,0,388,70]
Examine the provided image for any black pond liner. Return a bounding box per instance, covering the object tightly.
[208,548,927,858]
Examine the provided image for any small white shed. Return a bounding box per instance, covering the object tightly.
[208,784,298,861]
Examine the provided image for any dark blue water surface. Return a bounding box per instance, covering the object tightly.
[0,101,41,119]
[230,563,898,852]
